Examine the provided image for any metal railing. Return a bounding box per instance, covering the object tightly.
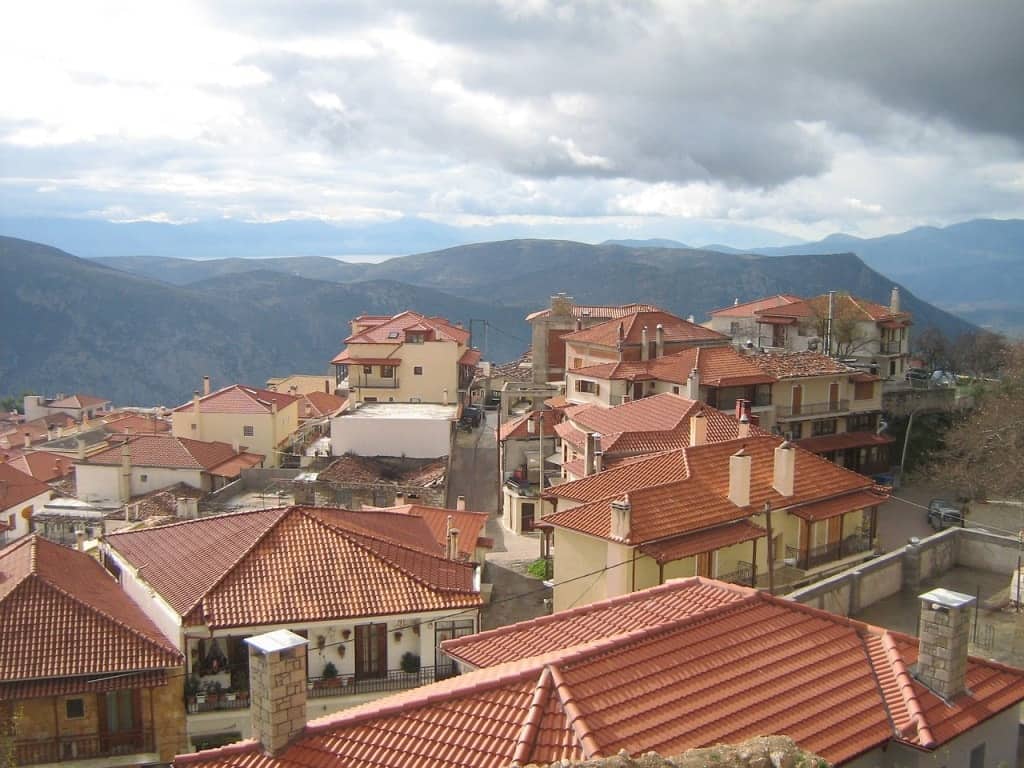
[187,692,250,713]
[717,561,755,587]
[786,534,872,570]
[774,399,850,419]
[15,730,155,765]
[308,665,454,698]
[879,341,902,355]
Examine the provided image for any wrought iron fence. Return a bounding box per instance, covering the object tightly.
[786,534,872,570]
[717,561,755,587]
[308,665,450,699]
[15,730,154,765]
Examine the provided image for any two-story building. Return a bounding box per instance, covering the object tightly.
[747,351,892,474]
[331,311,480,406]
[1,535,185,766]
[171,384,299,468]
[103,505,483,750]
[23,393,113,423]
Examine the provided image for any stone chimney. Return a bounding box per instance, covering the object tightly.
[655,324,664,358]
[76,437,86,461]
[728,448,751,507]
[916,588,975,700]
[245,629,309,756]
[118,441,132,503]
[890,286,901,314]
[203,375,211,396]
[687,368,700,400]
[550,293,573,317]
[456,495,466,511]
[773,441,795,497]
[640,326,649,361]
[610,494,631,541]
[689,410,707,447]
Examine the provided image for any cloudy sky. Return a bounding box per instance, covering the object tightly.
[2,0,1023,245]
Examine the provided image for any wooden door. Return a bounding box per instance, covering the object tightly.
[827,516,843,558]
[695,552,712,578]
[828,381,839,411]
[632,382,644,401]
[355,623,387,679]
[99,689,142,755]
[791,385,802,416]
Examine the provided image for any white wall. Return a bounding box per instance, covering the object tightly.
[76,463,205,504]
[105,545,184,650]
[331,416,452,458]
[3,488,52,541]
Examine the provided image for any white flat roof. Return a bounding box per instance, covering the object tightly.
[339,403,458,420]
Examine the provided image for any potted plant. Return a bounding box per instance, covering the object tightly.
[400,652,421,675]
[185,674,201,712]
[393,630,403,643]
[320,661,340,688]
[341,629,351,640]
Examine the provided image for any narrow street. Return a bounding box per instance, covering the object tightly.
[448,411,551,630]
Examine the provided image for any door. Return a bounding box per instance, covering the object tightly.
[828,381,839,411]
[695,552,712,578]
[354,623,387,680]
[99,689,142,755]
[772,324,786,347]
[632,382,644,401]
[791,385,802,416]
[827,516,843,559]
[521,502,535,532]
[435,619,476,679]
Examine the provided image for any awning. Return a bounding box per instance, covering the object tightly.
[796,431,895,454]
[330,350,402,366]
[788,490,887,522]
[639,520,766,565]
[756,316,797,325]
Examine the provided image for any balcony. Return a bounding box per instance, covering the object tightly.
[15,730,155,765]
[878,341,902,355]
[717,561,755,587]
[786,533,872,571]
[308,665,455,698]
[774,399,850,420]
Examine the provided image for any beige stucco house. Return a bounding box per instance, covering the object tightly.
[0,462,53,544]
[331,311,480,406]
[171,384,299,468]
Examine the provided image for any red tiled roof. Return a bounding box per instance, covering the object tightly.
[0,536,182,686]
[563,311,727,348]
[498,411,561,441]
[343,311,470,345]
[82,434,263,472]
[101,412,171,434]
[329,350,403,365]
[1,669,166,702]
[749,351,855,378]
[526,302,662,322]
[796,431,895,454]
[171,384,298,415]
[106,506,481,629]
[574,346,777,387]
[375,503,491,560]
[788,489,888,522]
[0,462,51,512]
[754,293,911,325]
[459,348,482,367]
[548,450,687,502]
[6,451,74,482]
[300,391,348,419]
[707,294,803,317]
[638,519,766,564]
[49,393,110,409]
[318,455,447,487]
[173,579,1024,768]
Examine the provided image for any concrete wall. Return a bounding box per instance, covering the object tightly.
[330,415,452,458]
[76,464,205,504]
[105,545,184,650]
[553,528,608,612]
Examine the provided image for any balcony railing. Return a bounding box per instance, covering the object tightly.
[786,533,873,570]
[308,665,455,698]
[15,730,155,765]
[775,399,850,420]
[187,691,251,713]
[717,561,755,587]
[878,341,902,355]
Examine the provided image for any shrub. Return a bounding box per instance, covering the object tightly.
[322,661,338,679]
[400,652,421,674]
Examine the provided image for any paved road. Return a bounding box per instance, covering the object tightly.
[446,412,499,512]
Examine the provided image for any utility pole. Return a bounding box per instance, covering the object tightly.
[900,406,922,476]
[764,501,775,595]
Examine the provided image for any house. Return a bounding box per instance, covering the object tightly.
[23,393,112,422]
[526,294,662,384]
[368,500,492,567]
[330,311,480,406]
[566,344,777,410]
[0,462,53,544]
[330,401,457,458]
[74,433,264,505]
[562,309,730,375]
[0,535,185,765]
[298,391,347,422]
[704,294,803,344]
[103,505,483,748]
[707,288,913,381]
[308,453,448,509]
[544,433,886,610]
[170,383,299,468]
[172,578,1024,768]
[0,412,80,452]
[265,373,335,396]
[749,350,893,474]
[497,410,563,532]
[6,450,75,485]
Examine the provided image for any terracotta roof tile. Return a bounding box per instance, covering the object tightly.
[49,393,110,409]
[343,311,470,345]
[498,411,561,441]
[6,451,74,482]
[318,454,447,487]
[707,294,803,318]
[788,489,888,522]
[795,431,895,454]
[172,384,298,415]
[548,450,687,502]
[638,520,766,564]
[107,506,480,629]
[173,579,1024,768]
[563,311,727,347]
[574,347,776,387]
[748,351,856,378]
[0,536,182,683]
[0,462,51,511]
[101,412,171,434]
[753,293,911,325]
[300,391,348,419]
[375,503,491,560]
[526,303,662,322]
[83,434,262,472]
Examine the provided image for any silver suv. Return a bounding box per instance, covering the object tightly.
[927,499,964,530]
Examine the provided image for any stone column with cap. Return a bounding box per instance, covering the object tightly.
[916,587,975,700]
[245,629,309,755]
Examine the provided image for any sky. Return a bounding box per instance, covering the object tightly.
[2,0,1023,246]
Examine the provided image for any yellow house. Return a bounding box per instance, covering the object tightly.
[749,351,892,475]
[171,384,299,468]
[545,435,886,611]
[331,311,480,405]
[265,374,335,396]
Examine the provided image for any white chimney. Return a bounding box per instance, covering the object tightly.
[442,389,449,406]
[593,450,603,474]
[737,412,751,439]
[394,493,406,506]
[686,314,695,323]
[890,286,901,314]
[655,324,664,358]
[75,530,85,551]
[447,526,461,560]
[245,630,309,756]
[583,432,601,477]
[728,448,751,507]
[203,375,211,396]
[232,439,240,453]
[527,416,536,435]
[916,588,974,700]
[687,367,701,400]
[119,441,132,503]
[773,441,795,497]
[610,495,631,541]
[640,326,649,361]
[456,495,466,511]
[689,410,707,447]
[176,497,188,517]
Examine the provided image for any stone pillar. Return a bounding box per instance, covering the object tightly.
[245,630,309,755]
[916,588,975,700]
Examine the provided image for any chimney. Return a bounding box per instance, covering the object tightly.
[203,375,211,396]
[593,449,603,474]
[610,495,631,541]
[916,588,975,700]
[394,493,406,506]
[655,324,664,358]
[232,439,240,453]
[75,530,85,552]
[689,410,707,446]
[687,367,700,400]
[550,293,573,317]
[728,448,751,507]
[735,399,745,422]
[617,322,625,342]
[527,416,536,435]
[733,298,740,306]
[76,437,86,461]
[456,495,466,511]
[737,412,751,439]
[773,441,795,497]
[442,389,449,406]
[119,441,131,503]
[583,432,601,477]
[575,318,582,331]
[686,314,695,323]
[271,400,278,416]
[23,432,31,448]
[447,525,461,560]
[640,326,649,361]
[245,629,309,756]
[890,286,901,314]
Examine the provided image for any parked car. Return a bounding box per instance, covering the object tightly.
[484,392,501,410]
[905,367,930,384]
[459,405,484,428]
[930,370,956,387]
[927,499,964,530]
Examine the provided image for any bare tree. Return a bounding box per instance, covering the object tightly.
[952,330,1007,380]
[806,293,875,357]
[914,327,951,371]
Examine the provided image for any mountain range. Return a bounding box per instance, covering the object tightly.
[1,235,975,406]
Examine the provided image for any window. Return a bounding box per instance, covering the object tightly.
[812,419,837,436]
[414,366,423,375]
[847,413,877,432]
[387,331,400,339]
[354,623,388,679]
[435,619,475,679]
[754,384,772,407]
[729,321,740,336]
[139,474,148,482]
[65,698,85,719]
[190,422,197,431]
[381,365,395,379]
[364,397,378,402]
[571,357,583,369]
[969,743,985,768]
[787,422,803,440]
[407,332,425,344]
[243,425,254,437]
[854,381,874,400]
[672,386,680,395]
[363,365,373,375]
[574,380,599,395]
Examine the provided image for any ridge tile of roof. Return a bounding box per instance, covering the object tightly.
[7,451,75,482]
[526,302,662,322]
[707,294,803,317]
[563,311,727,347]
[172,384,298,414]
[82,434,259,471]
[343,310,470,345]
